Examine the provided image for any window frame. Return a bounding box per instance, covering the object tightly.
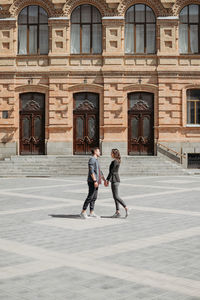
[186,89,200,125]
[125,4,156,55]
[18,5,49,55]
[179,4,200,54]
[70,4,102,55]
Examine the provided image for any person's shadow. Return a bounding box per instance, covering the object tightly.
[49,214,81,219]
[49,214,126,219]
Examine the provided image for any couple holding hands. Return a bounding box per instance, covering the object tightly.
[80,147,129,219]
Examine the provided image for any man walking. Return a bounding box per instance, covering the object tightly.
[80,147,106,219]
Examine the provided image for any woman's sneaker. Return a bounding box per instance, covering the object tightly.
[112,212,121,218]
[125,208,129,218]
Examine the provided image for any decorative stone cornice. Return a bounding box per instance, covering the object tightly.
[172,0,200,16]
[117,0,167,17]
[63,0,113,17]
[9,0,63,18]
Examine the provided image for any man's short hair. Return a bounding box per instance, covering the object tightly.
[91,147,99,155]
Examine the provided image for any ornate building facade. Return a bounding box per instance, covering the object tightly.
[0,0,200,158]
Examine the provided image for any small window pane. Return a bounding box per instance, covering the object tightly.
[29,6,38,24]
[131,117,139,138]
[187,89,200,100]
[146,24,156,54]
[18,25,27,54]
[18,7,27,24]
[187,101,195,124]
[76,117,84,139]
[23,117,30,139]
[190,25,198,53]
[146,6,155,22]
[81,5,91,23]
[189,5,199,23]
[71,24,80,53]
[179,24,188,53]
[136,24,144,53]
[34,116,42,138]
[39,7,48,23]
[125,23,134,54]
[92,7,101,23]
[135,4,145,23]
[71,6,80,23]
[82,25,90,53]
[92,24,102,54]
[29,25,37,54]
[196,101,200,124]
[180,6,188,23]
[143,117,150,137]
[88,117,96,138]
[126,6,134,23]
[39,25,48,54]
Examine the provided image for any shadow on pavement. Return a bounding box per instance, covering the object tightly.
[49,214,81,219]
[101,216,126,219]
[49,214,127,219]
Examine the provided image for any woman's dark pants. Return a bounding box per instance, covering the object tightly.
[111,182,126,211]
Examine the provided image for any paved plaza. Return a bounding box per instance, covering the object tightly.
[0,175,200,299]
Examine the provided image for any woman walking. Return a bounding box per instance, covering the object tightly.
[106,149,129,218]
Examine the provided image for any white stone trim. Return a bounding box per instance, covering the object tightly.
[186,124,200,127]
[48,17,69,20]
[0,18,16,21]
[102,16,125,20]
[157,16,179,20]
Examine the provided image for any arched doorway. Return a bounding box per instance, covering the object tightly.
[19,93,45,155]
[128,92,154,155]
[73,92,99,155]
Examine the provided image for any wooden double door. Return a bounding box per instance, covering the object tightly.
[20,93,45,155]
[128,92,154,155]
[73,93,99,155]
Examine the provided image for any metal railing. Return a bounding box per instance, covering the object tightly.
[157,142,186,164]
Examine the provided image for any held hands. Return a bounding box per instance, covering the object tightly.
[94,181,99,188]
[104,180,109,187]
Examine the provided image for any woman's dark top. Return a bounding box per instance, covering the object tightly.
[106,159,120,183]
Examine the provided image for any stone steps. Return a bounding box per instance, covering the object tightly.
[0,155,189,177]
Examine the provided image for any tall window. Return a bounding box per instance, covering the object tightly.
[187,90,200,124]
[71,5,102,54]
[125,4,156,54]
[179,5,200,54]
[18,5,48,55]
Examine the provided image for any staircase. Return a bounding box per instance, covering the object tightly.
[0,155,189,177]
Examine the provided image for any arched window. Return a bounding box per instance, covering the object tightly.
[71,5,102,54]
[179,5,200,54]
[125,4,156,54]
[18,5,48,55]
[187,89,200,124]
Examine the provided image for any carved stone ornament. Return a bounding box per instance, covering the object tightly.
[172,0,200,16]
[10,0,63,18]
[131,100,149,111]
[76,100,95,111]
[118,0,167,17]
[24,100,41,111]
[63,0,113,17]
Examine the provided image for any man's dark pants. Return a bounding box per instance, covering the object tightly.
[83,182,98,211]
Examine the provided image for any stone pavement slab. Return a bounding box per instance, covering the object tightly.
[0,176,200,299]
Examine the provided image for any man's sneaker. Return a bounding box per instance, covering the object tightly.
[80,212,89,219]
[112,212,121,218]
[89,213,100,218]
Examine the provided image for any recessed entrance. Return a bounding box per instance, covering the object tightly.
[73,92,99,155]
[128,92,154,155]
[19,93,45,155]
